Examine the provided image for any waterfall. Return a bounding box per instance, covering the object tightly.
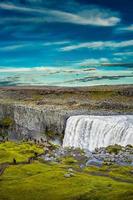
[63,115,133,151]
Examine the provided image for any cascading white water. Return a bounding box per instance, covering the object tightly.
[63,115,133,151]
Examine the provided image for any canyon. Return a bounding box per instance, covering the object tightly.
[0,85,133,150]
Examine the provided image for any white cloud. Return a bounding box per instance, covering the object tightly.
[75,58,109,66]
[43,41,70,46]
[0,44,28,51]
[0,3,34,12]
[113,57,123,61]
[60,40,133,51]
[114,52,133,56]
[116,24,133,32]
[0,3,120,26]
[0,40,71,52]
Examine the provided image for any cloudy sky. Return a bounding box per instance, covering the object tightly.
[0,0,133,68]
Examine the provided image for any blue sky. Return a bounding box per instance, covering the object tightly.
[0,0,133,68]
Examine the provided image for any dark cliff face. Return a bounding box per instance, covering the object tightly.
[0,102,133,140]
[0,103,94,140]
[0,103,67,139]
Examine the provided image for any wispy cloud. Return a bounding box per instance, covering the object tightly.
[0,44,29,51]
[74,58,109,66]
[114,52,133,56]
[60,40,133,51]
[43,41,70,46]
[116,24,133,32]
[0,3,120,26]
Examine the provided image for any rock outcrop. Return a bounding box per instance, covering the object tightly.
[0,103,92,139]
[0,103,66,139]
[0,84,133,143]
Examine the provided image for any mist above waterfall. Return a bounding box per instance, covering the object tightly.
[63,115,133,151]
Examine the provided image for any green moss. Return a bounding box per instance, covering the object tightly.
[0,141,44,164]
[0,117,14,128]
[45,130,55,139]
[84,165,133,183]
[45,130,60,140]
[106,145,122,154]
[0,162,133,200]
[0,117,14,138]
[0,142,133,200]
[48,142,60,150]
[126,144,133,148]
[61,156,78,165]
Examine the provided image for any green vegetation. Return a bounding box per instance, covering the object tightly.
[45,130,57,139]
[0,141,43,163]
[32,94,44,101]
[84,165,133,183]
[126,144,133,148]
[48,141,60,150]
[61,156,78,165]
[0,117,14,138]
[0,131,8,138]
[0,117,14,129]
[106,145,122,154]
[89,91,116,100]
[0,142,133,200]
[45,130,61,140]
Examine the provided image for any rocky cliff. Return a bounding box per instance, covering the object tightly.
[0,102,133,141]
[0,85,132,140]
[0,103,65,139]
[0,103,92,139]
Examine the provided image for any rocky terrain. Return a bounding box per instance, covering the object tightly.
[0,85,133,140]
[0,84,132,200]
[40,144,133,167]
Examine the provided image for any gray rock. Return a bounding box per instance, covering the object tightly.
[80,164,85,169]
[86,159,103,167]
[64,173,74,178]
[68,168,74,173]
[1,100,131,140]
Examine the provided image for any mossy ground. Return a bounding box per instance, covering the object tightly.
[0,141,43,163]
[0,142,133,200]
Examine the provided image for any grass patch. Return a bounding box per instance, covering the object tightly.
[61,156,78,165]
[0,141,44,164]
[84,165,133,183]
[0,142,133,200]
[0,162,133,200]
